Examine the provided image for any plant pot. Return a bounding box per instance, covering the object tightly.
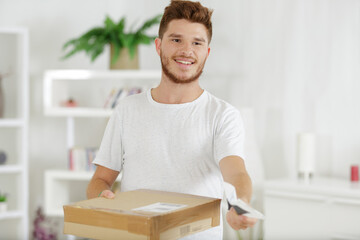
[110,45,139,70]
[0,202,7,213]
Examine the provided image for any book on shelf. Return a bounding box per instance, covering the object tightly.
[68,147,98,172]
[103,88,116,108]
[104,87,145,109]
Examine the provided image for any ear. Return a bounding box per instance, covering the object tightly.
[155,38,162,56]
[204,47,210,61]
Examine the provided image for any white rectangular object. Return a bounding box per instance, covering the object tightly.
[132,202,187,213]
[223,181,265,219]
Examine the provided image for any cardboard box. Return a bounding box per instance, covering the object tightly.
[63,189,221,240]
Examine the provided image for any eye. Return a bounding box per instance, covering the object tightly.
[193,42,202,46]
[172,39,180,43]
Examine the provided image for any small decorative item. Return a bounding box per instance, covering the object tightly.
[0,151,7,165]
[0,191,7,213]
[33,207,58,240]
[297,133,316,182]
[62,98,77,108]
[351,165,359,182]
[61,14,162,69]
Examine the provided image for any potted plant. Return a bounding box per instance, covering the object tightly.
[62,14,162,69]
[0,191,7,212]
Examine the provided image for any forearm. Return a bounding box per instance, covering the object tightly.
[86,177,112,199]
[86,165,119,199]
[227,172,253,204]
[220,156,253,204]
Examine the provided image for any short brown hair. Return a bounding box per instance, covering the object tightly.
[158,0,214,43]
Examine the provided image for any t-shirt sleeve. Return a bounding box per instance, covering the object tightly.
[93,110,123,172]
[214,107,245,164]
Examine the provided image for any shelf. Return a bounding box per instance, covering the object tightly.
[46,169,122,181]
[42,70,153,219]
[0,165,23,174]
[44,69,161,80]
[43,69,161,118]
[45,209,64,217]
[45,107,113,117]
[0,27,29,240]
[0,210,23,220]
[46,169,96,180]
[0,119,24,127]
[0,28,27,34]
[44,169,122,217]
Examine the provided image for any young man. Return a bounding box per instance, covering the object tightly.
[87,0,257,239]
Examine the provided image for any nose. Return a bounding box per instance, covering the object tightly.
[179,41,194,57]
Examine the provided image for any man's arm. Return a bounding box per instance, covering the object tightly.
[219,155,257,230]
[87,165,119,199]
[220,155,252,203]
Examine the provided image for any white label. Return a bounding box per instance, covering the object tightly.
[132,202,187,213]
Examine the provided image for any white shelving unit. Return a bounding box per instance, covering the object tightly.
[0,27,29,240]
[0,165,23,174]
[44,170,122,217]
[0,118,24,127]
[0,210,23,220]
[43,69,161,118]
[44,69,161,148]
[43,69,160,217]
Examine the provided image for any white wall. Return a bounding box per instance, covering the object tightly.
[229,0,360,180]
[1,0,360,237]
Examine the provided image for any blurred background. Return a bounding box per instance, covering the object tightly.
[0,0,359,239]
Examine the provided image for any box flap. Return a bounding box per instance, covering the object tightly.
[70,189,219,216]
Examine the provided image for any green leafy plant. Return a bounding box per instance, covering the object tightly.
[62,14,162,64]
[0,191,7,202]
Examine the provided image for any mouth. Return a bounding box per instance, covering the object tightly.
[174,58,195,65]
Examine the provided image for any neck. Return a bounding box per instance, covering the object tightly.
[151,73,204,104]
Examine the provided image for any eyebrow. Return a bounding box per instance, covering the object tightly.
[194,37,206,43]
[168,33,182,38]
[168,33,206,43]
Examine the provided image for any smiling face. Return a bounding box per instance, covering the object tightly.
[155,19,211,84]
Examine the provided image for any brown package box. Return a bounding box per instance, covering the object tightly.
[63,189,221,240]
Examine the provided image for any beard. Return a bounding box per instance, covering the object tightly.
[160,53,206,84]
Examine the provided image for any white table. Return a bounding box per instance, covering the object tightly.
[264,177,360,240]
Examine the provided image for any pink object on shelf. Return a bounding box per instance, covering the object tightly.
[351,165,359,182]
[63,98,77,107]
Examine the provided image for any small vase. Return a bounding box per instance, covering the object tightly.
[0,77,4,118]
[0,151,7,165]
[110,45,139,70]
[0,202,7,213]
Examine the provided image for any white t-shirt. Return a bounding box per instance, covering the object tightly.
[93,89,245,240]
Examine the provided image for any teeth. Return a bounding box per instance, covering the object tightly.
[176,60,192,65]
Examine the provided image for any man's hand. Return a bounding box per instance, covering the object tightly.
[87,165,119,199]
[99,189,115,199]
[226,207,258,230]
